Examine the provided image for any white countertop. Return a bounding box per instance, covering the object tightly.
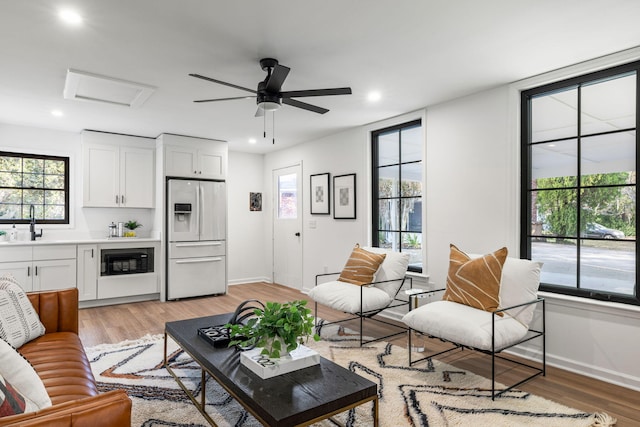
[0,237,161,246]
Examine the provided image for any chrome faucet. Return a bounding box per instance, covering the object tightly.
[29,205,43,241]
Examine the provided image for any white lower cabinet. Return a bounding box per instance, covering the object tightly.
[77,244,98,301]
[0,261,32,291]
[0,245,76,292]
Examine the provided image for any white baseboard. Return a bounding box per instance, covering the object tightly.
[508,346,640,392]
[228,277,272,286]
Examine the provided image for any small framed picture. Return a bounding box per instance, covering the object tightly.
[250,192,262,211]
[333,173,356,219]
[310,173,330,215]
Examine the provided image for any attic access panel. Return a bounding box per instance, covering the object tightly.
[63,69,155,108]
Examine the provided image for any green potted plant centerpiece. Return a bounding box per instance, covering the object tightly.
[124,220,142,237]
[227,300,319,359]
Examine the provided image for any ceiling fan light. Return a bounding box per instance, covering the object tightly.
[258,101,280,111]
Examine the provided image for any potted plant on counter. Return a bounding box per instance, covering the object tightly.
[124,220,142,237]
[227,300,319,359]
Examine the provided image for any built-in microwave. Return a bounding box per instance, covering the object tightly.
[101,248,154,276]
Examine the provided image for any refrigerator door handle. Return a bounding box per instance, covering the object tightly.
[175,242,222,247]
[199,184,204,239]
[175,257,223,264]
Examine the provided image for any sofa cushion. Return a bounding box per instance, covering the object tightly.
[0,338,51,415]
[308,280,392,314]
[338,245,386,286]
[0,276,46,348]
[402,300,528,351]
[443,244,508,315]
[18,332,98,405]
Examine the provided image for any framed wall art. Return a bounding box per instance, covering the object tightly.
[249,192,262,211]
[310,173,330,214]
[333,173,356,219]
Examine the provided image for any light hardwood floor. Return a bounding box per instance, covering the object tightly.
[79,282,639,426]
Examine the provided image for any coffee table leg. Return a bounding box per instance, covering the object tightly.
[373,396,379,427]
[201,369,207,408]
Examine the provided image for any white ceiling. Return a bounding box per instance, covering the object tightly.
[1,1,640,154]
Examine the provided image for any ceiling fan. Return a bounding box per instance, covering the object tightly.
[190,58,352,117]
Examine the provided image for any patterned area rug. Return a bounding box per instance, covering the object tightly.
[86,325,615,427]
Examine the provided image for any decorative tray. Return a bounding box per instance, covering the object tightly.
[197,325,231,348]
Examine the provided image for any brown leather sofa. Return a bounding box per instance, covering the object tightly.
[0,288,131,427]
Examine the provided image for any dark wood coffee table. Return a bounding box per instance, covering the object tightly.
[165,314,378,426]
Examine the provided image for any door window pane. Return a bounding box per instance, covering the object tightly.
[278,173,297,219]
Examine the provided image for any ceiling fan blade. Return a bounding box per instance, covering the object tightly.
[194,96,255,103]
[280,87,352,98]
[282,98,329,114]
[189,73,256,94]
[265,63,290,93]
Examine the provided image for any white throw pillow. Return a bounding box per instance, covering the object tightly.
[0,275,46,348]
[362,247,410,298]
[500,258,543,327]
[0,338,52,413]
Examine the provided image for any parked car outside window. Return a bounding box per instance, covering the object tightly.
[581,222,625,239]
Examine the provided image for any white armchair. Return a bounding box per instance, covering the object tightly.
[308,246,412,346]
[402,253,545,399]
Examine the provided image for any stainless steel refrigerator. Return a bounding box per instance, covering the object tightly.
[167,179,226,300]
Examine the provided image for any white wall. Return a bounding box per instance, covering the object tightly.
[263,126,374,291]
[227,151,269,284]
[0,123,155,240]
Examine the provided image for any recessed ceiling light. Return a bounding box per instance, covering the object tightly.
[367,91,382,102]
[51,109,64,117]
[249,138,257,144]
[59,9,83,25]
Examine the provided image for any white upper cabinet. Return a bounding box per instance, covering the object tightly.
[159,134,227,180]
[82,131,155,208]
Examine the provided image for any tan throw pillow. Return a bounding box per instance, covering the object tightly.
[443,244,508,315]
[338,245,387,286]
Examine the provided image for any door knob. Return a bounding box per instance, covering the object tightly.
[295,232,301,237]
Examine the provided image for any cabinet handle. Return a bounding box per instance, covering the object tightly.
[199,171,202,174]
[27,266,30,277]
[35,266,38,276]
[116,195,119,204]
[91,249,94,258]
[194,170,197,174]
[121,195,125,204]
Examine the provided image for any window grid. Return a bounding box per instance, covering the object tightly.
[521,61,639,305]
[0,151,70,225]
[372,119,423,272]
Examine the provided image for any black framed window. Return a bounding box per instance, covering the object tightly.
[521,61,638,305]
[0,151,70,224]
[372,119,423,272]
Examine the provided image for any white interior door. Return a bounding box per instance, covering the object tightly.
[273,164,303,289]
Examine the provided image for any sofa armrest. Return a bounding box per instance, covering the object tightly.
[0,390,132,427]
[27,288,79,335]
